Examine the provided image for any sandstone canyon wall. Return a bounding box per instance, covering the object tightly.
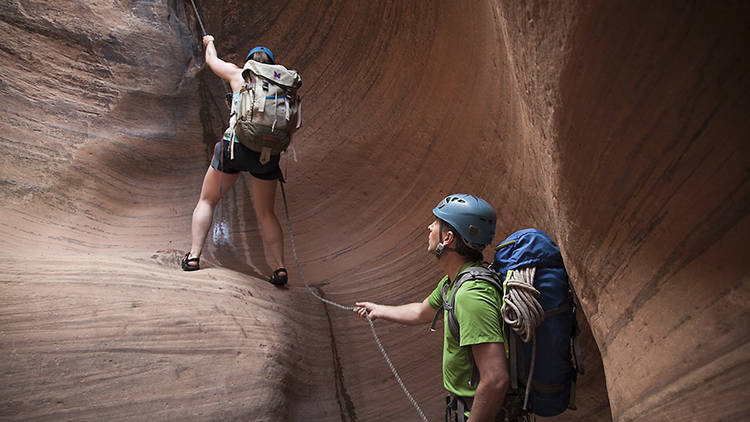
[1,1,747,421]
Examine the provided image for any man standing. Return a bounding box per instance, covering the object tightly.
[354,194,509,421]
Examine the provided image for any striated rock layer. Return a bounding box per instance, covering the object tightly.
[1,1,747,421]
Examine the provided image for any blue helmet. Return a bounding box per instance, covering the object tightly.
[246,46,275,64]
[433,194,497,247]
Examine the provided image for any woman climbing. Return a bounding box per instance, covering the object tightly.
[181,35,290,286]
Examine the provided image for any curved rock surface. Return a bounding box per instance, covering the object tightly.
[1,1,747,421]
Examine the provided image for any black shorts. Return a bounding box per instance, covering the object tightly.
[211,140,284,181]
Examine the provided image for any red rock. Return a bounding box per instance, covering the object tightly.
[0,1,747,421]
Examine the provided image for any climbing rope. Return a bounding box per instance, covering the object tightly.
[502,268,544,343]
[279,182,429,422]
[501,267,545,410]
[188,0,207,36]
[187,0,232,110]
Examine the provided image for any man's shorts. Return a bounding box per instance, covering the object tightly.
[211,140,284,181]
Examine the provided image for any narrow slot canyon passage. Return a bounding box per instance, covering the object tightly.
[1,1,748,421]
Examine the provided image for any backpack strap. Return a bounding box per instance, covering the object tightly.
[430,266,502,342]
[445,395,472,422]
[271,91,279,131]
[428,305,442,332]
[567,300,584,411]
[227,79,257,161]
[571,305,585,376]
[429,266,503,389]
[428,266,501,335]
[259,147,272,165]
[255,78,267,113]
[509,330,520,391]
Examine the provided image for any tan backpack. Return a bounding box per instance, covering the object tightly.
[228,60,302,163]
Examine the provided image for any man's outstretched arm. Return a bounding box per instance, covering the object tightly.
[354,297,435,325]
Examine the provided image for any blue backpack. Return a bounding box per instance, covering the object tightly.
[491,228,583,417]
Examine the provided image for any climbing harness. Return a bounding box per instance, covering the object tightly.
[185,1,428,420]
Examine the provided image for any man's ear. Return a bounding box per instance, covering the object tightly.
[442,230,455,247]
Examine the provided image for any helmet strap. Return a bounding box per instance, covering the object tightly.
[435,242,445,258]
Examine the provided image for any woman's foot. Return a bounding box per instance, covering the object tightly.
[268,268,288,286]
[181,252,200,271]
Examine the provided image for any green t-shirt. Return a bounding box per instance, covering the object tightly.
[427,262,504,398]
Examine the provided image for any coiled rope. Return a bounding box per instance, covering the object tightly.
[502,268,544,342]
[501,267,545,410]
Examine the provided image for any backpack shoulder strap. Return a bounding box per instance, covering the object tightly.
[428,266,500,335]
[447,266,503,388]
[428,278,450,333]
[445,266,502,344]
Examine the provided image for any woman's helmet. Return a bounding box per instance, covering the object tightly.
[432,194,496,248]
[246,46,275,64]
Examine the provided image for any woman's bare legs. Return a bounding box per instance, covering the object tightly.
[249,176,286,276]
[187,167,240,267]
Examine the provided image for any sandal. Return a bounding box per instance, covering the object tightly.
[181,252,200,271]
[268,267,288,286]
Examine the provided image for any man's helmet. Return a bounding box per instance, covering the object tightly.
[246,46,275,64]
[432,194,496,248]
